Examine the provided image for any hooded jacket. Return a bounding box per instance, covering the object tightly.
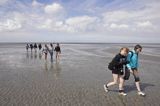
[127,50,139,70]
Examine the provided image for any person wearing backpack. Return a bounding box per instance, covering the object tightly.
[104,47,129,96]
[126,44,146,96]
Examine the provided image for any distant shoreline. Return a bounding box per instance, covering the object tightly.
[0,42,160,45]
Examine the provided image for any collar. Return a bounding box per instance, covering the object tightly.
[132,50,138,55]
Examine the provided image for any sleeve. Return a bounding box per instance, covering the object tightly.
[126,52,132,70]
[112,55,121,66]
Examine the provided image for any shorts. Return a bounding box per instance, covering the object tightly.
[112,70,124,75]
[131,68,138,70]
[124,69,130,80]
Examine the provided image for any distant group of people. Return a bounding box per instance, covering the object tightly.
[104,44,146,96]
[26,43,61,62]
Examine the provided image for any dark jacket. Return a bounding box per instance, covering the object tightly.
[55,46,61,52]
[109,53,129,72]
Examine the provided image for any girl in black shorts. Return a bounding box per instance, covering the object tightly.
[104,47,129,96]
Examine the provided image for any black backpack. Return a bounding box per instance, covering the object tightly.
[108,61,115,70]
[108,55,117,71]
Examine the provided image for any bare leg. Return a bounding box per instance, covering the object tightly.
[132,70,141,92]
[118,75,127,95]
[132,70,146,96]
[57,52,60,61]
[119,75,125,91]
[107,74,118,87]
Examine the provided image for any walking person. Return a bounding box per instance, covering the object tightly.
[30,44,33,52]
[54,43,61,62]
[42,44,48,60]
[38,43,42,59]
[34,43,38,53]
[126,44,146,96]
[38,43,42,51]
[104,47,129,96]
[48,43,54,62]
[26,44,29,51]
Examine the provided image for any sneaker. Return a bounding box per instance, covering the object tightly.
[104,84,109,93]
[138,91,146,96]
[119,92,127,96]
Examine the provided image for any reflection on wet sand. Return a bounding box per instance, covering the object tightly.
[26,50,62,79]
[26,51,29,58]
[44,61,49,71]
[26,51,42,60]
[53,62,62,79]
[30,51,33,59]
[34,52,37,59]
[44,61,62,79]
[39,52,42,60]
[26,51,33,59]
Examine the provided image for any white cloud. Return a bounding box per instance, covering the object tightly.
[38,18,66,32]
[0,12,25,32]
[102,11,132,23]
[32,0,43,7]
[0,19,22,31]
[39,19,53,29]
[38,19,60,29]
[0,0,160,42]
[0,0,9,5]
[110,23,129,29]
[137,21,153,28]
[44,3,63,14]
[37,15,98,33]
[65,16,98,32]
[101,5,160,32]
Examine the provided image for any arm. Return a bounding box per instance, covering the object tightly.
[113,55,128,66]
[126,52,133,72]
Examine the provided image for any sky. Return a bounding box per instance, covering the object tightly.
[0,0,160,43]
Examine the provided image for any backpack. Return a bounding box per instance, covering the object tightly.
[108,55,118,71]
[108,61,115,70]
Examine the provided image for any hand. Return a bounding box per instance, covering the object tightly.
[130,69,133,74]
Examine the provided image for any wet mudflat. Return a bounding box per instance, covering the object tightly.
[0,43,160,106]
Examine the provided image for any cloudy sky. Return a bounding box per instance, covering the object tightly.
[0,0,160,43]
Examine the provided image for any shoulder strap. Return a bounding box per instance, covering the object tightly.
[129,51,134,59]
